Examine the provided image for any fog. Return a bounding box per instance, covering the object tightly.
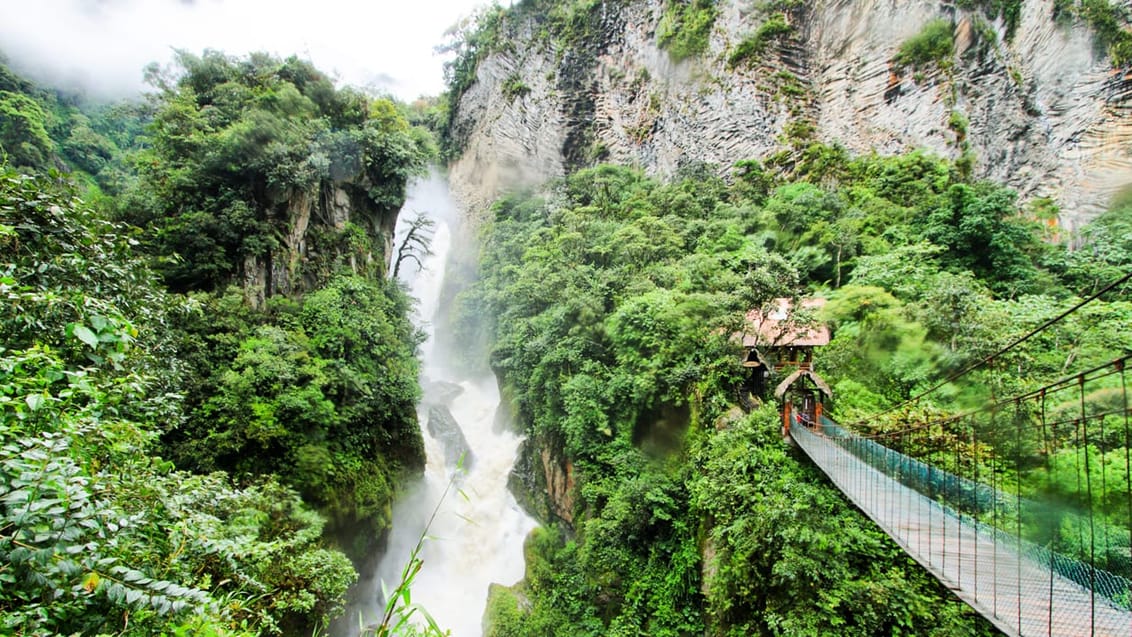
[0,0,487,100]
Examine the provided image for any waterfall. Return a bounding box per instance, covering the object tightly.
[338,168,536,636]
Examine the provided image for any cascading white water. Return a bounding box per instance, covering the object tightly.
[342,168,536,636]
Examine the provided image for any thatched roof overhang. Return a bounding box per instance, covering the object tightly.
[774,368,833,400]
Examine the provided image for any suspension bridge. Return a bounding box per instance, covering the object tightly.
[784,275,1132,636]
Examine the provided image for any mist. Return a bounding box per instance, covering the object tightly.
[0,0,486,101]
[331,168,536,637]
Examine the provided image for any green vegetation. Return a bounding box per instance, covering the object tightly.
[0,170,354,635]
[438,5,509,155]
[690,407,993,635]
[963,14,1000,63]
[163,275,425,550]
[7,0,1132,632]
[893,19,956,72]
[0,91,52,169]
[1,53,433,634]
[1056,187,1132,297]
[657,0,719,62]
[126,50,433,292]
[722,1,804,71]
[772,71,807,99]
[0,61,147,197]
[727,13,793,69]
[106,51,432,560]
[1053,0,1132,65]
[502,73,532,101]
[1073,0,1132,66]
[459,139,1131,635]
[957,0,1023,39]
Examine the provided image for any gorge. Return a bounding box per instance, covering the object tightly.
[337,170,537,636]
[2,1,1131,636]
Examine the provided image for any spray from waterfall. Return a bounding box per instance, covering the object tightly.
[334,168,536,637]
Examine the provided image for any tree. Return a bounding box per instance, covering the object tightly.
[918,182,1046,297]
[393,211,436,279]
[129,50,433,294]
[1056,196,1132,297]
[0,91,53,169]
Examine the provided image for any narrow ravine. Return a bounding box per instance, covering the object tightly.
[339,169,537,636]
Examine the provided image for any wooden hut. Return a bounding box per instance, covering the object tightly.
[737,298,832,436]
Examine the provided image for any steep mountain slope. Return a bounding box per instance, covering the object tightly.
[449,0,1132,231]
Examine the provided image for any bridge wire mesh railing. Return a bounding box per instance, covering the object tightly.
[813,417,1131,606]
[794,354,1132,635]
[794,271,1132,635]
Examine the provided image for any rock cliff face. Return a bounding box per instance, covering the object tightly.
[240,181,396,308]
[508,432,578,525]
[449,0,1132,230]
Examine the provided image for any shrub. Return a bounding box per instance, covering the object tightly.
[728,13,794,69]
[658,0,719,62]
[502,73,532,101]
[893,19,955,71]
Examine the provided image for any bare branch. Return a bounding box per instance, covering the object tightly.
[393,211,436,279]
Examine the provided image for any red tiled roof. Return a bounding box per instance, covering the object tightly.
[740,297,830,348]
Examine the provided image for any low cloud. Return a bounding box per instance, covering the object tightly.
[0,0,486,100]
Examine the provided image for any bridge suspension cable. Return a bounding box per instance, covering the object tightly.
[851,354,1132,440]
[848,269,1132,429]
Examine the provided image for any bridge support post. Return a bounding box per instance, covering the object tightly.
[782,402,792,439]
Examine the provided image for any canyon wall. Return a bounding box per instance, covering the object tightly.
[450,0,1132,232]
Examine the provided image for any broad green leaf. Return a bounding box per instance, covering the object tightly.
[125,588,143,605]
[72,324,98,349]
[25,393,44,411]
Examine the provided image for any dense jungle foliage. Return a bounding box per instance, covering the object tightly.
[0,57,148,199]
[124,50,433,556]
[1,53,432,635]
[1,169,353,636]
[457,153,1131,636]
[124,50,434,292]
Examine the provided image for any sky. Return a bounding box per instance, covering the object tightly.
[0,0,490,101]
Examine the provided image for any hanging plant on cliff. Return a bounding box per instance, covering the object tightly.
[658,0,719,62]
